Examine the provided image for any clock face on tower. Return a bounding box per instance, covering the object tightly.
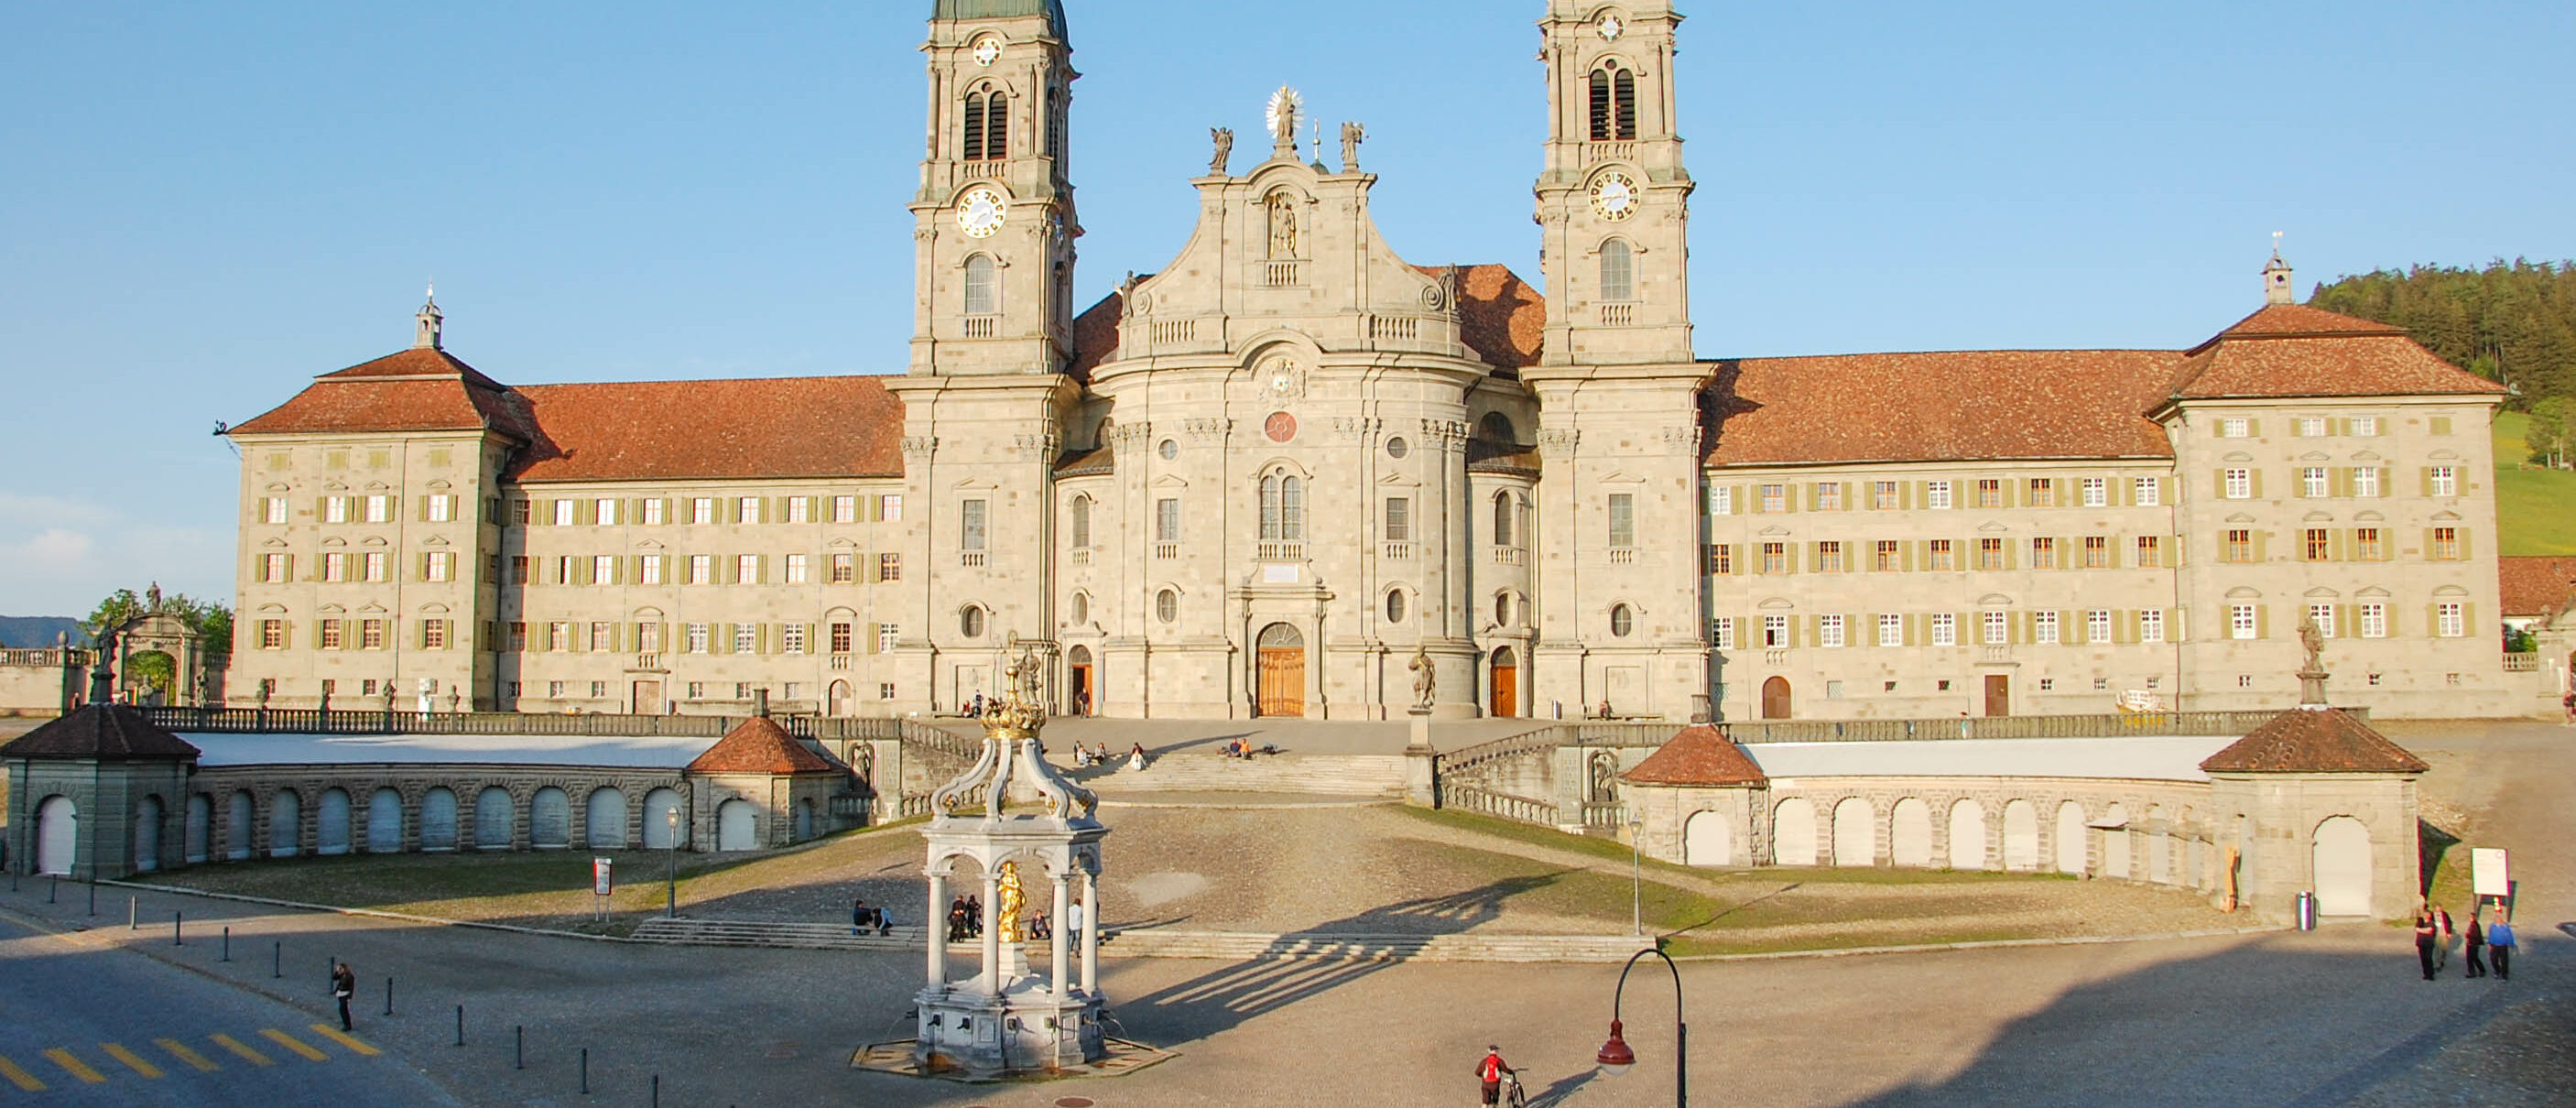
[1598,13,1625,40]
[973,37,1002,66]
[958,187,1007,238]
[1589,170,1639,222]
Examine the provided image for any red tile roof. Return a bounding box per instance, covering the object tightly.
[1442,264,1545,372]
[0,705,201,761]
[2498,557,2576,618]
[2168,304,2506,401]
[1066,288,1126,382]
[232,348,534,440]
[1623,725,1768,787]
[508,376,904,483]
[685,716,839,775]
[1702,351,2183,468]
[2199,707,2429,775]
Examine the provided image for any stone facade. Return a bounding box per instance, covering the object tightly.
[219,1,2519,724]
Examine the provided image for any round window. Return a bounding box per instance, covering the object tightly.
[961,605,986,638]
[1158,440,1179,462]
[1386,590,1408,624]
[1156,589,1179,624]
[1386,437,1410,459]
[1610,603,1634,637]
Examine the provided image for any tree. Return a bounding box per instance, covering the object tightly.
[82,587,235,660]
[2530,396,2573,468]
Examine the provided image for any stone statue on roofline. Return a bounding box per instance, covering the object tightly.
[1209,126,1233,175]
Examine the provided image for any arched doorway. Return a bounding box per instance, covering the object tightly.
[2003,800,2040,871]
[1771,798,1817,866]
[585,788,628,849]
[366,788,404,853]
[1761,677,1792,720]
[1255,623,1305,718]
[1949,798,1989,871]
[35,797,77,875]
[641,788,683,849]
[1832,798,1875,866]
[1489,646,1519,719]
[317,788,352,855]
[530,788,571,850]
[1068,646,1094,716]
[134,796,164,873]
[2312,816,2374,917]
[1682,810,1732,867]
[1889,798,1932,867]
[716,799,757,851]
[2055,801,2089,874]
[827,680,853,718]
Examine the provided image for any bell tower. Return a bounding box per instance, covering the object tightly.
[911,0,1080,376]
[1534,0,1693,367]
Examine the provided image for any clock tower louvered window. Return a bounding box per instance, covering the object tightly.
[1588,65,1637,141]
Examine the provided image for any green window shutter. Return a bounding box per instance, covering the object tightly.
[2212,470,2227,498]
[2115,611,2137,644]
[2246,419,2261,437]
[2004,541,2017,571]
[2252,532,2269,562]
[2377,468,2394,497]
[2250,470,2265,499]
[1901,543,1918,573]
[2422,528,2435,560]
[2335,605,2353,636]
[2464,603,2478,636]
[2462,528,2474,559]
[864,623,880,655]
[2419,467,2434,496]
[2255,606,2270,639]
[2329,468,2348,498]
[2426,604,2441,638]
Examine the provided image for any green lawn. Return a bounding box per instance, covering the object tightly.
[2495,411,2576,556]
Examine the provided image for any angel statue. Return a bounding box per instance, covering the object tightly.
[1340,121,1365,172]
[1408,646,1437,710]
[1209,126,1234,175]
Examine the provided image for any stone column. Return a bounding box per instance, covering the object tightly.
[1049,871,1071,998]
[980,868,1001,993]
[1079,869,1099,995]
[925,868,948,990]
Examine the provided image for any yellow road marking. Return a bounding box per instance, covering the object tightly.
[306,1025,381,1056]
[154,1038,220,1072]
[258,1028,328,1062]
[0,1054,47,1092]
[101,1043,164,1079]
[210,1034,274,1067]
[43,1048,106,1083]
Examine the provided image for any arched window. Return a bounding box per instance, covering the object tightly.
[1070,592,1089,625]
[1600,240,1636,302]
[1386,590,1408,624]
[1610,603,1635,637]
[1493,491,1516,547]
[964,255,998,316]
[1260,473,1306,541]
[1588,64,1638,141]
[1045,83,1066,163]
[1477,412,1517,445]
[1156,589,1179,624]
[964,87,1008,161]
[960,605,986,639]
[1070,494,1092,549]
[1495,592,1512,626]
[963,91,987,161]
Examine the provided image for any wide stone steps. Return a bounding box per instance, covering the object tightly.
[627,918,1640,962]
[1066,754,1408,797]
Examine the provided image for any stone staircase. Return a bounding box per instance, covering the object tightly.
[627,918,1641,963]
[1067,754,1408,797]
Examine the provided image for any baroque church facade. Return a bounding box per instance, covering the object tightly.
[222,0,2516,722]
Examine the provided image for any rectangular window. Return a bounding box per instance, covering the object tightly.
[1976,479,2003,508]
[2301,467,2329,498]
[1931,614,1958,646]
[1873,481,1898,510]
[2355,528,2384,560]
[2438,603,2465,638]
[1761,542,1787,574]
[1878,614,1903,646]
[1814,483,1842,511]
[831,495,856,524]
[260,553,290,583]
[738,497,763,525]
[1710,486,1734,516]
[319,620,343,650]
[1817,541,1843,572]
[2027,478,2055,507]
[585,554,612,583]
[642,498,667,526]
[2432,527,2461,560]
[1928,481,1953,510]
[589,622,614,652]
[2223,469,2252,499]
[785,553,810,584]
[2034,610,2060,644]
[1875,540,1900,571]
[1608,494,1636,548]
[2081,478,2106,507]
[364,552,387,582]
[426,494,454,523]
[686,554,712,584]
[1929,539,1955,570]
[787,497,811,524]
[360,619,386,650]
[831,622,853,654]
[962,500,988,551]
[325,496,350,524]
[1762,615,1789,648]
[1819,614,1845,647]
[1983,611,2008,645]
[507,622,527,651]
[878,553,903,582]
[591,498,617,527]
[546,622,570,651]
[2298,417,2327,438]
[735,554,760,583]
[734,625,758,653]
[782,624,808,655]
[2230,604,2259,640]
[509,498,531,526]
[262,497,290,525]
[2087,610,2112,644]
[2082,536,2109,568]
[878,624,901,653]
[426,551,455,582]
[2361,603,2388,638]
[881,494,905,522]
[421,620,448,650]
[690,497,715,525]
[685,624,710,653]
[2031,537,2058,570]
[830,553,854,584]
[553,499,577,527]
[2134,477,2161,506]
[1157,498,1182,542]
[1712,617,1735,650]
[638,623,662,652]
[2220,418,2249,438]
[2354,468,2381,498]
[1707,544,1734,575]
[640,555,665,585]
[1758,484,1786,513]
[1976,538,2005,570]
[550,555,574,585]
[545,680,567,700]
[364,495,392,524]
[2309,603,2337,639]
[2430,466,2458,497]
[322,552,348,582]
[2304,528,2331,561]
[2353,417,2381,436]
[2140,609,2165,643]
[2225,529,2254,562]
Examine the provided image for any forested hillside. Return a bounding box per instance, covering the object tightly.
[2310,260,2576,405]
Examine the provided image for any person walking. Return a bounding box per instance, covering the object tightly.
[1473,1045,1516,1107]
[2437,906,2455,972]
[2488,911,2516,982]
[2464,910,2488,979]
[330,961,357,1031]
[2413,911,2440,981]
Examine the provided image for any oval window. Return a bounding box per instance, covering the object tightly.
[1386,590,1408,624]
[961,605,986,638]
[1386,437,1410,459]
[1158,440,1179,462]
[1156,589,1179,624]
[1610,603,1634,637]
[1070,592,1089,625]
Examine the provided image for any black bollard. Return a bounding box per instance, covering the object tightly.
[514,1025,523,1070]
[273,940,281,979]
[580,1048,589,1094]
[174,911,184,947]
[384,977,394,1016]
[128,896,136,930]
[453,1005,463,1047]
[48,876,57,903]
[86,879,95,917]
[651,1074,660,1108]
[221,926,230,961]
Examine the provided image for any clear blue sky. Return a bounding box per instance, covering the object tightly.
[3,1,2571,618]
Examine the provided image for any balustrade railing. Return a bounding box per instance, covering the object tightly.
[1257,540,1305,561]
[2504,653,2538,672]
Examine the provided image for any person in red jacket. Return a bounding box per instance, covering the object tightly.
[1473,1045,1516,1106]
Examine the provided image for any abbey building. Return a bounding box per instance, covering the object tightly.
[223,1,2515,722]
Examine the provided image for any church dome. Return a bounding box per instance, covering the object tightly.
[932,0,1067,35]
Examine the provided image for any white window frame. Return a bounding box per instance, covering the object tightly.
[2361,603,2387,639]
[1712,617,1735,650]
[2087,609,2112,644]
[688,555,712,585]
[553,499,577,527]
[2298,418,2327,437]
[1982,611,2008,646]
[1762,615,1788,648]
[2353,417,2381,436]
[2309,603,2337,639]
[2437,603,2464,638]
[641,555,665,585]
[831,495,856,524]
[738,497,764,525]
[735,554,760,584]
[882,494,905,522]
[2220,418,2249,438]
[1819,614,1845,648]
[2034,611,2060,645]
[734,625,759,653]
[1927,481,1953,510]
[787,497,811,524]
[2139,609,2165,644]
[785,553,810,584]
[2301,467,2329,498]
[644,498,668,526]
[426,494,454,523]
[2223,469,2252,499]
[2081,477,2107,507]
[2133,477,2160,506]
[877,623,900,652]
[365,494,393,524]
[325,496,351,524]
[1710,486,1734,516]
[782,624,807,655]
[2230,604,2259,640]
[364,551,386,582]
[595,498,619,527]
[685,623,710,653]
[2430,466,2458,497]
[1878,614,1902,646]
[690,497,715,525]
[1931,614,1958,646]
[592,554,616,584]
[426,551,454,583]
[2354,468,2381,498]
[263,497,289,525]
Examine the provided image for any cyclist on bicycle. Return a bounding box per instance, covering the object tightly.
[1474,1045,1517,1106]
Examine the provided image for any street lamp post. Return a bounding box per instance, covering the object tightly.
[664,808,680,919]
[1629,818,1644,938]
[1595,947,1687,1108]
